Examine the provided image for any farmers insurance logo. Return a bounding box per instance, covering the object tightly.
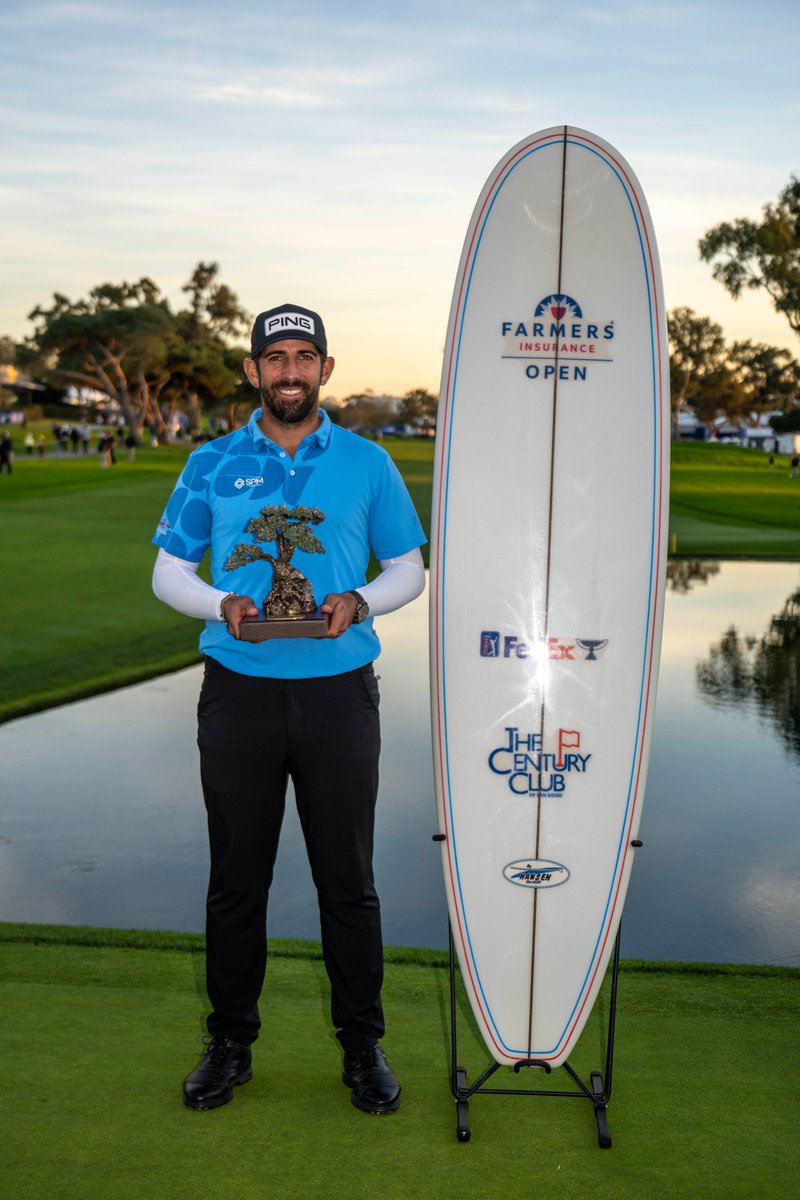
[500,293,615,381]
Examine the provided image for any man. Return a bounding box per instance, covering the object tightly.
[0,430,12,474]
[152,303,426,1116]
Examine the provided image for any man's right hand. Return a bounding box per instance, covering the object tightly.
[222,594,259,639]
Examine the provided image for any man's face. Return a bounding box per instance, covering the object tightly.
[244,339,335,426]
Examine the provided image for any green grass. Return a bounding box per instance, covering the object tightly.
[2,436,799,723]
[0,436,431,722]
[1,923,797,1200]
[669,441,800,557]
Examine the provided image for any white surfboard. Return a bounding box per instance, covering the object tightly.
[430,127,669,1068]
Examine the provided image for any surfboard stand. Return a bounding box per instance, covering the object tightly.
[445,921,621,1148]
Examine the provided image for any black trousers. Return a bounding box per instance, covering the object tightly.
[197,656,384,1052]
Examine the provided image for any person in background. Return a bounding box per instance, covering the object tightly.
[0,431,13,474]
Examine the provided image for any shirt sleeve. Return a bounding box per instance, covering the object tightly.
[367,454,427,560]
[151,452,213,564]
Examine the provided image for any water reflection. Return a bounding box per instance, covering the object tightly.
[667,559,721,594]
[1,565,799,965]
[697,587,800,761]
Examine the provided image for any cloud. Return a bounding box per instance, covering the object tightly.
[574,1,703,26]
[192,81,338,109]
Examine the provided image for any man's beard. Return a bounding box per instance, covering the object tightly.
[259,378,319,426]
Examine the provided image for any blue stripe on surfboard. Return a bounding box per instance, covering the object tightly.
[438,133,662,1057]
[438,135,566,1055]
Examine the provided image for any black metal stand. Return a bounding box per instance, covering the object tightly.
[446,921,622,1148]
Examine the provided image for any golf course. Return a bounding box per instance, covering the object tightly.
[1,434,799,724]
[1,923,797,1199]
[2,433,799,1198]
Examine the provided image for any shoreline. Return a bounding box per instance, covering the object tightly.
[2,921,796,976]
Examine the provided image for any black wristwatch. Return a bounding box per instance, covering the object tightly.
[346,589,369,624]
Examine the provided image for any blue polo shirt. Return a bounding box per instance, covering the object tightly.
[152,409,426,678]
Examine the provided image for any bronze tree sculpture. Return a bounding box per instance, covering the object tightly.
[224,504,326,618]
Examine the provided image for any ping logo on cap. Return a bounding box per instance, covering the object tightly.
[264,312,316,337]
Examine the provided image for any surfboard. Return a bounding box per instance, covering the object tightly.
[430,127,669,1069]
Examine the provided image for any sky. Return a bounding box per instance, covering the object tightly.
[1,0,799,399]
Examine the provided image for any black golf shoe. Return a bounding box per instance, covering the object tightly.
[342,1043,401,1114]
[183,1037,253,1110]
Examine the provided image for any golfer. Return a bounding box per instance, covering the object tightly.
[152,304,425,1114]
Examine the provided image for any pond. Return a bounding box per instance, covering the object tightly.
[1,561,798,966]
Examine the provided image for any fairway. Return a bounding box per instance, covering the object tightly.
[1,437,799,722]
[1,924,797,1200]
[669,442,800,557]
[0,437,431,722]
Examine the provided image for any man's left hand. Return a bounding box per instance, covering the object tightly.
[321,592,358,638]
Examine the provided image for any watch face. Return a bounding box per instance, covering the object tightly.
[350,591,368,623]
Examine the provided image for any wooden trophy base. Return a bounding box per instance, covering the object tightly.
[238,608,330,643]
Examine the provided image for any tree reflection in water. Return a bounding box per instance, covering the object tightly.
[667,560,721,593]
[696,588,800,761]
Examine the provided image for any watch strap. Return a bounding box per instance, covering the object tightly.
[345,589,369,624]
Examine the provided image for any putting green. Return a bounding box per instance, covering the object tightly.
[1,925,797,1200]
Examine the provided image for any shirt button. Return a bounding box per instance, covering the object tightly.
[289,469,296,476]
[279,451,286,458]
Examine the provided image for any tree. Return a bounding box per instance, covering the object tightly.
[668,307,739,431]
[224,504,326,616]
[728,341,800,423]
[167,262,250,434]
[27,279,175,438]
[182,261,250,341]
[397,387,438,426]
[699,178,800,339]
[769,409,800,434]
[25,264,250,438]
[337,394,394,434]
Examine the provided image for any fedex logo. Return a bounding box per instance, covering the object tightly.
[480,631,608,661]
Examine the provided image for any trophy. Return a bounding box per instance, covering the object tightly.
[224,504,330,641]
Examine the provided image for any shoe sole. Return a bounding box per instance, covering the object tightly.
[342,1072,401,1115]
[183,1068,253,1111]
[349,1090,401,1115]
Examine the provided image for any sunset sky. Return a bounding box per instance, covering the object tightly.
[1,0,798,399]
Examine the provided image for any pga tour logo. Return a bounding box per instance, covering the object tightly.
[264,312,316,338]
[502,858,570,889]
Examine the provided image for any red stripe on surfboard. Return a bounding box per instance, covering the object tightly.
[549,132,669,1061]
[432,131,560,1061]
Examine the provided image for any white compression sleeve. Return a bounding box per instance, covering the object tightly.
[152,549,231,622]
[358,547,426,616]
[152,545,426,623]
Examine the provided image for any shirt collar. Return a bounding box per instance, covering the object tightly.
[246,407,333,454]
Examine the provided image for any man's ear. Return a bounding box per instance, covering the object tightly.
[243,357,259,388]
[321,356,335,386]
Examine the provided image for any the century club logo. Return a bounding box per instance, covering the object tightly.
[488,726,591,798]
[500,292,615,381]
